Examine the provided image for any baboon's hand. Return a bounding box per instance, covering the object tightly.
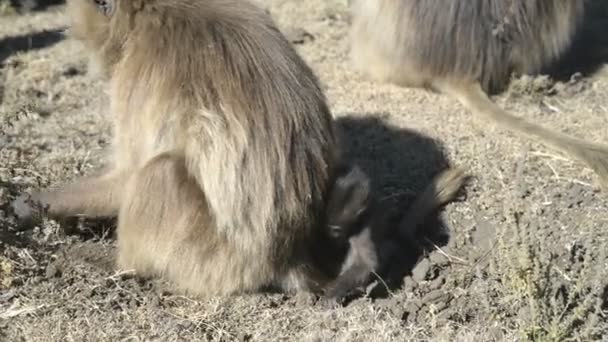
[317,282,361,309]
[317,294,344,309]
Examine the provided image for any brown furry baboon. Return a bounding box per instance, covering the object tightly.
[16,0,349,297]
[349,0,608,188]
[320,166,467,304]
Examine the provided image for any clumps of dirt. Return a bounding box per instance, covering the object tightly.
[397,253,455,327]
[507,73,589,99]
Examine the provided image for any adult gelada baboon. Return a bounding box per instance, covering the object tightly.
[15,0,352,297]
[349,0,608,188]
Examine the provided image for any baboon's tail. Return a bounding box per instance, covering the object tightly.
[443,81,608,189]
[397,167,468,240]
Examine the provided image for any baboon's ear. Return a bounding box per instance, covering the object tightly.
[93,0,114,16]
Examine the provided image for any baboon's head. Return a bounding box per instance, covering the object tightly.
[325,165,372,241]
[66,0,134,76]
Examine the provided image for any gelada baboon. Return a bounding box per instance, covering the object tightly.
[348,0,608,188]
[321,166,467,304]
[16,0,349,297]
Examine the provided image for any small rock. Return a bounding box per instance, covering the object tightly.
[406,300,421,313]
[434,309,452,326]
[238,333,253,342]
[149,295,162,308]
[429,251,449,266]
[412,258,431,282]
[429,275,445,290]
[402,276,416,292]
[0,291,15,303]
[284,27,314,45]
[427,299,448,313]
[416,306,430,325]
[129,298,139,309]
[83,287,97,298]
[489,327,504,340]
[179,320,194,331]
[45,262,62,278]
[375,297,403,317]
[403,300,422,324]
[421,290,450,305]
[63,66,84,77]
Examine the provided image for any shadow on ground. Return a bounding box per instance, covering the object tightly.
[334,114,459,301]
[8,0,64,13]
[0,28,65,65]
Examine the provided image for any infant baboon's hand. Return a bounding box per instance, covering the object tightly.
[317,283,357,309]
[316,294,343,310]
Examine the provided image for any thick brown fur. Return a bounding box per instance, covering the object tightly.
[349,0,608,189]
[320,166,468,305]
[20,0,346,297]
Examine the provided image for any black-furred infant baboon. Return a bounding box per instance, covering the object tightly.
[15,0,353,297]
[349,0,608,188]
[321,165,468,304]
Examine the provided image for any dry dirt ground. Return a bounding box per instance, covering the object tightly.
[1,1,608,341]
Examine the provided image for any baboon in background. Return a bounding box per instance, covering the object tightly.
[320,166,468,304]
[15,0,349,297]
[348,0,608,188]
[8,0,64,13]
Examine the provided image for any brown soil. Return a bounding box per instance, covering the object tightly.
[1,1,607,341]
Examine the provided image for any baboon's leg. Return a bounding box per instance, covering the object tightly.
[117,153,274,297]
